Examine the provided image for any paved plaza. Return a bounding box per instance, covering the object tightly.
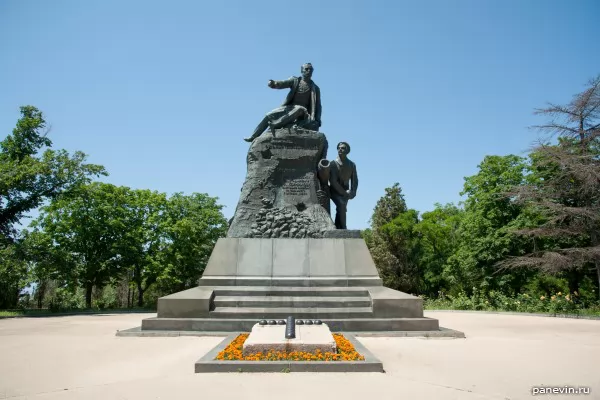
[0,311,598,400]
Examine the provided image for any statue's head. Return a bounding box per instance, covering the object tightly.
[337,142,350,157]
[301,63,314,79]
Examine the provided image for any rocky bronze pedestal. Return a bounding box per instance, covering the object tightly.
[228,128,334,238]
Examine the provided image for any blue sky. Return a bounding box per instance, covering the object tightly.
[1,0,599,229]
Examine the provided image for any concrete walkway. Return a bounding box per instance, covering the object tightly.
[0,312,598,400]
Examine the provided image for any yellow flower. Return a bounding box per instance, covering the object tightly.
[540,296,545,300]
[557,292,562,296]
[551,295,556,301]
[565,294,570,301]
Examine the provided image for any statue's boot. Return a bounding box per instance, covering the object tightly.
[244,117,270,142]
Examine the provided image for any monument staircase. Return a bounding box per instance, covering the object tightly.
[142,287,439,332]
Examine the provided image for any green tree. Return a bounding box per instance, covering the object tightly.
[155,193,228,295]
[377,209,423,293]
[416,203,463,296]
[34,183,130,308]
[117,189,167,307]
[365,183,423,293]
[0,106,105,308]
[444,155,537,295]
[364,184,405,289]
[499,75,600,298]
[0,242,28,308]
[370,183,408,229]
[0,106,106,241]
[20,230,67,309]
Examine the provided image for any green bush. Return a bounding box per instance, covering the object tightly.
[93,285,120,310]
[424,289,599,316]
[47,288,85,312]
[141,286,162,310]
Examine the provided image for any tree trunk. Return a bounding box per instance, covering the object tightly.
[85,283,93,309]
[566,270,581,295]
[36,280,47,309]
[596,262,600,300]
[137,282,144,307]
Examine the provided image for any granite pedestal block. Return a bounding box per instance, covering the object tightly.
[141,237,444,334]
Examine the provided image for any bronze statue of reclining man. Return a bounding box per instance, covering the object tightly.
[244,63,322,142]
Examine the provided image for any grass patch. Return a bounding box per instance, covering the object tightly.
[0,308,154,318]
[0,310,24,317]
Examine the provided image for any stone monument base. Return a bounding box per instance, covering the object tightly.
[140,238,443,333]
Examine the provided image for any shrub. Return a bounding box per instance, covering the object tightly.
[424,289,599,316]
[93,285,120,310]
[47,288,85,311]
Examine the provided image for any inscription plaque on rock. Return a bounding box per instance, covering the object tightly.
[271,140,319,152]
[283,177,313,199]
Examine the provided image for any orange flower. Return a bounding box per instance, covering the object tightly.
[215,333,364,362]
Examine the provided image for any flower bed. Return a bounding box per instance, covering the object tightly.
[216,333,365,361]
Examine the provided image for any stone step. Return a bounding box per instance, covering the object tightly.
[141,317,440,332]
[213,296,372,308]
[209,307,374,319]
[212,287,370,297]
